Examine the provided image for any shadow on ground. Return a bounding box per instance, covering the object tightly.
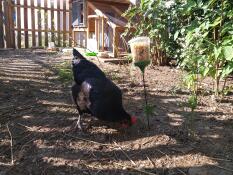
[0,50,233,175]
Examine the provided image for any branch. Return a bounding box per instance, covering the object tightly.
[6,123,14,165]
[113,141,136,166]
[212,164,233,173]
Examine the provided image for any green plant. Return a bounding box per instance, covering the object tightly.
[56,61,73,83]
[143,104,154,129]
[188,94,198,112]
[124,0,233,96]
[187,94,198,137]
[125,1,187,64]
[126,54,133,62]
[177,0,233,96]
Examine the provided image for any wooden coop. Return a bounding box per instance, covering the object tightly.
[0,0,133,55]
[71,0,131,57]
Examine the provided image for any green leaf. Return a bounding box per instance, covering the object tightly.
[203,67,210,76]
[223,46,233,61]
[174,31,179,40]
[221,62,233,79]
[214,46,221,59]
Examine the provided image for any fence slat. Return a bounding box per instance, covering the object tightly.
[69,1,72,46]
[51,1,55,42]
[31,0,36,46]
[9,0,15,48]
[44,0,48,46]
[63,0,66,47]
[16,0,21,48]
[3,1,11,48]
[37,0,42,46]
[0,0,4,48]
[57,0,61,46]
[24,0,28,48]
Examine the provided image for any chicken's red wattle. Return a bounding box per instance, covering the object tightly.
[131,116,137,125]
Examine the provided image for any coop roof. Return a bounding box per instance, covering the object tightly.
[89,1,128,28]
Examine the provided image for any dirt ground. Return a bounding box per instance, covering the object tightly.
[0,50,233,175]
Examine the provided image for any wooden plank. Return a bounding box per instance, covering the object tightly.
[72,31,75,46]
[83,0,87,27]
[73,28,87,32]
[12,4,71,12]
[3,1,11,48]
[31,0,36,46]
[113,27,119,57]
[14,28,70,33]
[51,0,55,42]
[57,0,61,46]
[88,15,99,18]
[87,0,90,37]
[8,0,15,48]
[110,5,123,16]
[63,0,66,47]
[88,1,105,18]
[101,17,104,51]
[95,18,99,50]
[37,0,42,46]
[68,1,72,46]
[0,0,4,48]
[99,57,130,64]
[16,0,21,48]
[44,0,48,46]
[92,0,130,4]
[24,0,28,48]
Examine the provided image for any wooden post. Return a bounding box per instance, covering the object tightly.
[37,0,42,46]
[101,17,104,51]
[57,0,61,46]
[16,0,21,48]
[95,18,99,51]
[72,30,75,47]
[0,0,4,48]
[31,0,36,47]
[86,2,89,48]
[86,21,89,48]
[87,19,89,40]
[113,27,119,58]
[63,0,66,47]
[51,0,55,42]
[44,0,48,46]
[24,0,28,48]
[68,1,72,46]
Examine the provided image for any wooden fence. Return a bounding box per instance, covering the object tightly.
[0,0,73,49]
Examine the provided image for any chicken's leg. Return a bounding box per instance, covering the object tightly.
[70,113,83,131]
[75,114,82,130]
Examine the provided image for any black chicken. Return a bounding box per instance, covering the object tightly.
[71,49,137,130]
